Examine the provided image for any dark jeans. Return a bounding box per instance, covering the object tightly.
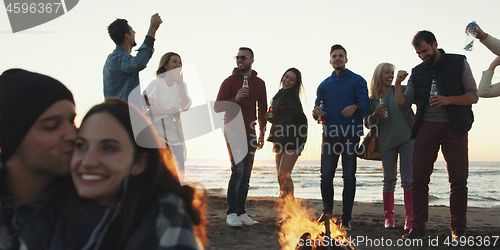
[412,121,468,231]
[225,133,257,215]
[320,134,359,221]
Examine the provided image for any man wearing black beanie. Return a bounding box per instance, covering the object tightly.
[0,68,76,248]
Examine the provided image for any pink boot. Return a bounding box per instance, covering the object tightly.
[404,190,413,230]
[383,192,395,229]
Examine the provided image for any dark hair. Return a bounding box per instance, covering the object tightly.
[239,47,254,58]
[83,98,206,250]
[108,19,130,46]
[156,52,182,76]
[412,30,437,47]
[281,68,304,96]
[330,44,347,58]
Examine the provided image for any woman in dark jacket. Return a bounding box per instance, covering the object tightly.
[267,68,307,199]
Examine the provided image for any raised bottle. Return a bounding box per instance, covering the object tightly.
[464,21,477,51]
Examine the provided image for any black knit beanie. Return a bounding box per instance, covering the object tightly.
[0,69,75,163]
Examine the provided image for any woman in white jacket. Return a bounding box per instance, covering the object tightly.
[143,52,191,181]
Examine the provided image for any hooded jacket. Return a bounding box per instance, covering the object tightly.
[214,68,267,135]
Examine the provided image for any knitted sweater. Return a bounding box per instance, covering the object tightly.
[364,86,414,152]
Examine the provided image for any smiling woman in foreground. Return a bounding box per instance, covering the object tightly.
[21,98,206,250]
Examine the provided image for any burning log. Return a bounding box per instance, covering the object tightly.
[276,195,354,250]
[293,232,353,250]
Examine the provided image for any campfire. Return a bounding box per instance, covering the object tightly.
[276,195,354,250]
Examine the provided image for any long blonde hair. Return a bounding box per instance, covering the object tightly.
[369,63,395,100]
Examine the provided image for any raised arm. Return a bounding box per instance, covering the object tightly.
[147,13,162,38]
[395,70,414,112]
[395,70,408,106]
[478,56,500,98]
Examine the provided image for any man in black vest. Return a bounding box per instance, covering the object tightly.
[394,31,478,240]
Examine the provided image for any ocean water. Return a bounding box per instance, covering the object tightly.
[184,159,500,208]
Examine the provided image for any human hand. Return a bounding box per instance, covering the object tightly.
[235,88,249,102]
[488,56,500,71]
[395,70,408,85]
[429,95,450,108]
[373,105,386,117]
[166,107,181,115]
[312,106,325,119]
[149,97,156,107]
[147,13,162,37]
[467,22,487,41]
[150,13,162,30]
[257,134,264,150]
[165,67,183,84]
[341,104,357,118]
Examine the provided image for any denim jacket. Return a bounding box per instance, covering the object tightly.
[103,35,155,106]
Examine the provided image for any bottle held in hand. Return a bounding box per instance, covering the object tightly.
[464,21,477,51]
[266,101,274,123]
[242,76,249,100]
[317,100,325,124]
[430,79,438,97]
[379,98,388,120]
[143,86,157,111]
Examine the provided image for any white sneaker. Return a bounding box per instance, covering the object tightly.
[226,213,242,227]
[238,214,258,225]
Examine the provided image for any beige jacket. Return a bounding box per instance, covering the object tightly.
[478,35,500,97]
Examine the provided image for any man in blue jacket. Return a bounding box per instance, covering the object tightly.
[103,14,162,108]
[313,44,369,230]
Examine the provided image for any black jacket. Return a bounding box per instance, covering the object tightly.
[267,89,307,148]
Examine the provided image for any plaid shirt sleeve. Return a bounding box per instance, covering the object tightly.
[156,194,202,250]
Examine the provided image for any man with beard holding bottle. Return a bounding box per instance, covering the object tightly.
[396,30,478,240]
[214,47,267,227]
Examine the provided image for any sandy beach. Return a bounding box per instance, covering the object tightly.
[205,194,500,249]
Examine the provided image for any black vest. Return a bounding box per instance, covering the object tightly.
[410,49,474,138]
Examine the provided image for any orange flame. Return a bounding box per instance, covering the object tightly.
[276,194,353,250]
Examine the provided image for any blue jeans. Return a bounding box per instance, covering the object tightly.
[320,134,359,221]
[380,139,414,193]
[226,133,257,215]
